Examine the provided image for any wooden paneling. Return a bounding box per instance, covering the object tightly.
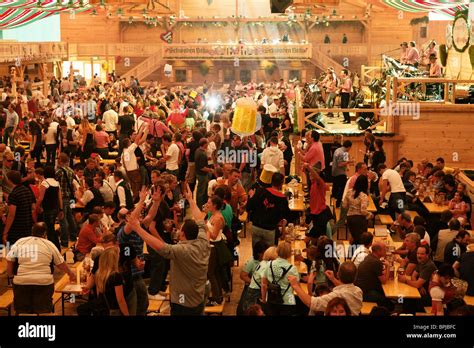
[398,113,474,168]
[60,13,120,43]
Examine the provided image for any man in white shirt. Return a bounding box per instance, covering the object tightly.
[65,113,76,130]
[351,232,373,267]
[160,133,180,177]
[44,118,59,166]
[289,261,363,315]
[121,130,146,201]
[101,202,116,232]
[103,104,119,137]
[261,136,285,175]
[267,98,278,117]
[378,163,407,219]
[6,222,75,314]
[4,104,19,148]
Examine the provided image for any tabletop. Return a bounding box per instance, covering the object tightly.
[464,296,474,306]
[382,265,421,299]
[368,195,377,213]
[290,229,308,274]
[422,202,450,214]
[284,183,305,212]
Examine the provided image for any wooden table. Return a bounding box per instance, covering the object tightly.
[382,265,421,299]
[422,202,450,214]
[290,232,308,274]
[55,262,85,314]
[368,195,377,213]
[464,296,474,306]
[284,183,305,212]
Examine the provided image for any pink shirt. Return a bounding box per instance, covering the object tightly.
[303,141,325,169]
[430,63,442,77]
[406,47,420,65]
[310,175,327,215]
[341,78,352,93]
[94,131,110,149]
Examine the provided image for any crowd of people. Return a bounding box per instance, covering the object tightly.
[1,72,473,317]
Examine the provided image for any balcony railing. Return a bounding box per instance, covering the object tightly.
[0,42,68,63]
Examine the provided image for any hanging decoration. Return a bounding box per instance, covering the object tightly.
[0,1,90,29]
[160,31,173,43]
[382,0,467,18]
[452,11,470,53]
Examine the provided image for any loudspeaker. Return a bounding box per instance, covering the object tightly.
[270,0,293,13]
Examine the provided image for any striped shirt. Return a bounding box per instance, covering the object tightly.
[7,185,36,244]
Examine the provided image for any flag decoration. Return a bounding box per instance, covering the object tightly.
[382,0,468,17]
[0,0,90,29]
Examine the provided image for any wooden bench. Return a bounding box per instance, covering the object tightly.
[0,258,6,275]
[0,289,14,316]
[378,214,394,226]
[416,307,435,316]
[361,302,377,315]
[147,300,164,315]
[204,302,225,316]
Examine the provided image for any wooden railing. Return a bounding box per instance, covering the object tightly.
[121,50,163,81]
[360,65,382,86]
[310,46,345,73]
[386,77,474,105]
[0,42,68,63]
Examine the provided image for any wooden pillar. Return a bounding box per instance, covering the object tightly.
[11,67,17,99]
[366,19,372,65]
[90,57,95,86]
[41,63,48,96]
[297,107,305,134]
[69,61,74,88]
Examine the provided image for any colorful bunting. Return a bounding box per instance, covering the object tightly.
[0,0,90,29]
[383,0,468,17]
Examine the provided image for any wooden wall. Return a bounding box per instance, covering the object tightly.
[60,14,121,43]
[398,112,474,169]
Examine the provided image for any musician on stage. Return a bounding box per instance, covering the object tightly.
[422,40,437,66]
[400,42,409,64]
[405,41,420,67]
[339,69,352,124]
[429,54,442,78]
[324,73,337,110]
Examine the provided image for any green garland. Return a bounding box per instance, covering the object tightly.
[409,16,429,26]
[452,12,470,53]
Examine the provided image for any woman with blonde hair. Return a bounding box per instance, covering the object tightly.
[239,245,277,314]
[94,247,129,316]
[79,118,95,164]
[261,241,299,315]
